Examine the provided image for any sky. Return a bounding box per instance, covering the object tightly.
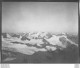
[2,2,78,34]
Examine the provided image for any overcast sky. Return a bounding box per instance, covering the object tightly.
[2,2,78,33]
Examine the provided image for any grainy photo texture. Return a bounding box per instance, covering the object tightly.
[2,2,79,63]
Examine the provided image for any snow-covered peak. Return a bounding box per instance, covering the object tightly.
[2,32,78,53]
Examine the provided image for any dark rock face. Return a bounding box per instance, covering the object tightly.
[11,34,20,38]
[59,37,67,45]
[21,36,30,41]
[42,38,49,44]
[11,41,24,44]
[67,34,78,44]
[46,33,52,39]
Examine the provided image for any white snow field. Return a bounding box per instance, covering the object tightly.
[2,32,78,62]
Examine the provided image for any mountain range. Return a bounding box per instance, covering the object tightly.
[1,32,79,63]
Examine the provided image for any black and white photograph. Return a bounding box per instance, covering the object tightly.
[2,2,79,63]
